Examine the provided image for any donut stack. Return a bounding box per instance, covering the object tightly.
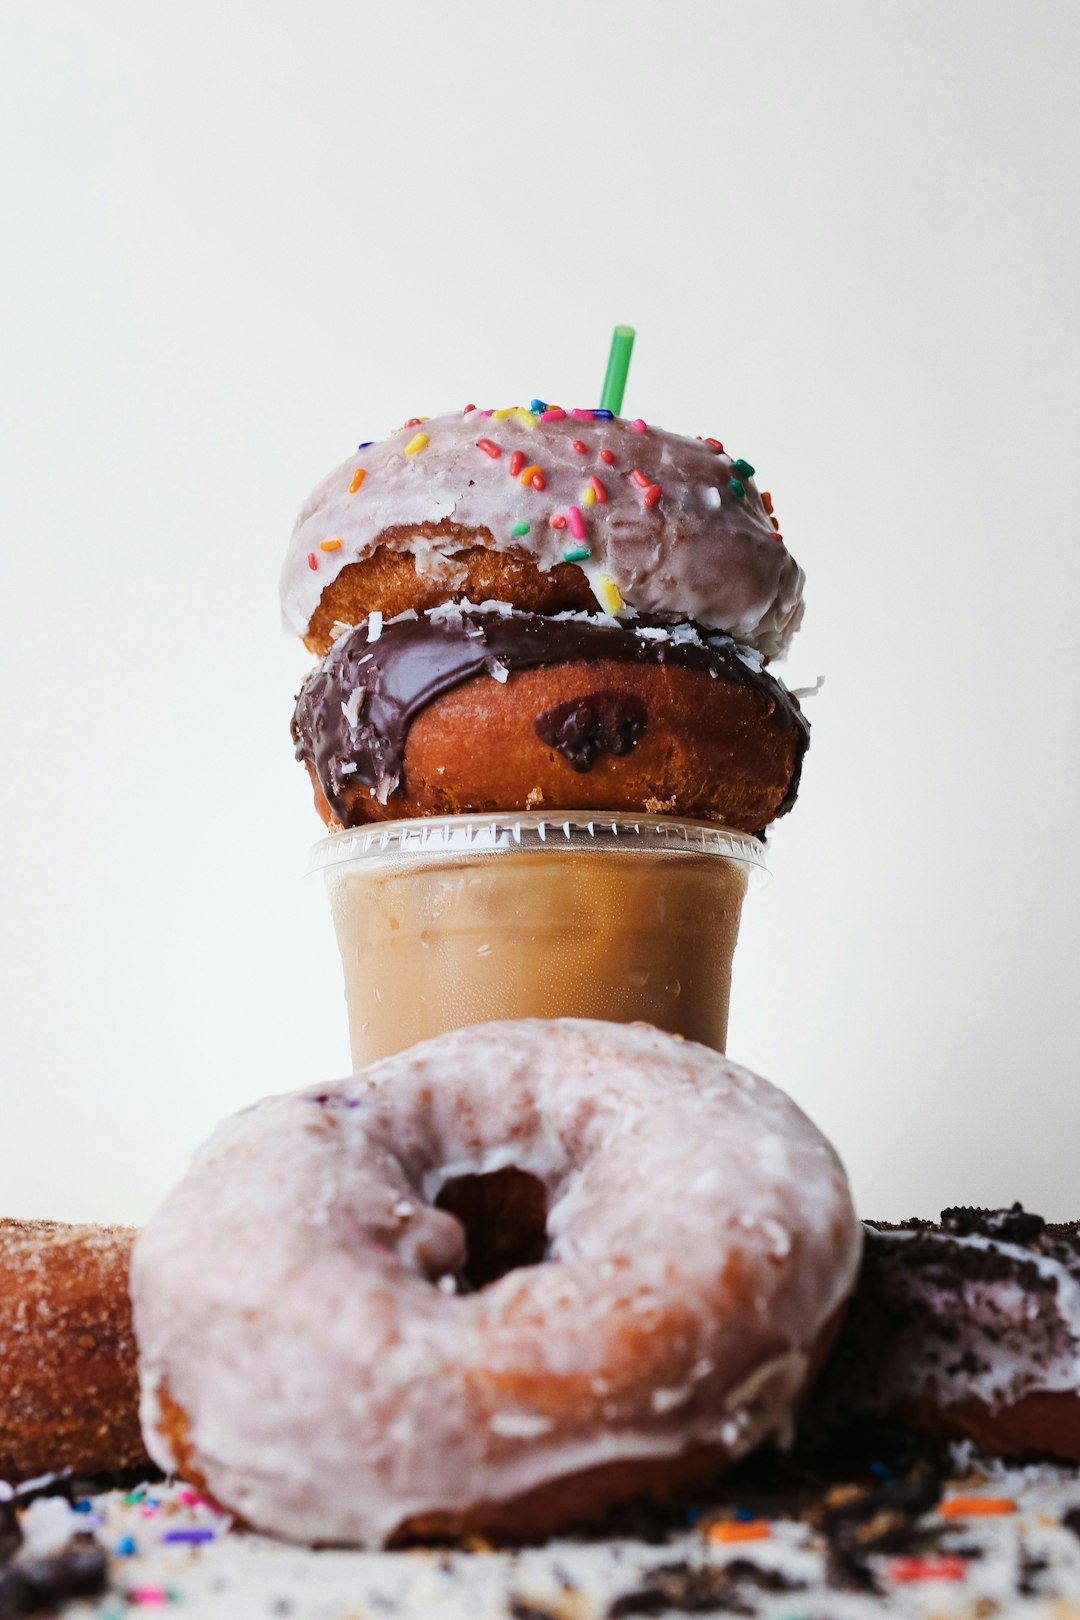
[285,403,810,834]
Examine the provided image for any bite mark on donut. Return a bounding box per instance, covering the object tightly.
[533,691,648,772]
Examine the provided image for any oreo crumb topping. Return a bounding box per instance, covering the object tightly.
[607,1558,805,1616]
[805,1204,1080,1440]
[0,1537,107,1618]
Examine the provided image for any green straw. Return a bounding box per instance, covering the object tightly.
[599,324,635,415]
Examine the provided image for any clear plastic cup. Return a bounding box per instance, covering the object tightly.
[309,813,768,1069]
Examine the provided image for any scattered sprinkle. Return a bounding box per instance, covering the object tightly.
[319,538,342,552]
[706,1520,771,1544]
[348,468,366,493]
[540,408,567,422]
[357,440,373,450]
[509,450,525,478]
[761,490,774,514]
[597,573,623,612]
[631,468,649,488]
[571,439,588,454]
[564,545,590,562]
[592,408,614,419]
[571,408,593,421]
[729,478,746,498]
[519,464,543,488]
[644,482,663,509]
[630,418,647,433]
[550,514,567,530]
[529,399,547,414]
[566,505,586,540]
[476,438,502,459]
[162,1528,216,1544]
[492,407,517,420]
[462,403,477,413]
[888,1556,966,1583]
[732,458,755,478]
[510,521,530,537]
[582,487,596,507]
[404,431,429,456]
[516,408,538,428]
[939,1496,1016,1518]
[590,475,608,503]
[114,1536,137,1557]
[306,551,318,571]
[599,447,615,464]
[704,437,724,453]
[128,1586,171,1604]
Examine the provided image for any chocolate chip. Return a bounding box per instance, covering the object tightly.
[607,1558,805,1616]
[534,692,647,772]
[0,1538,108,1617]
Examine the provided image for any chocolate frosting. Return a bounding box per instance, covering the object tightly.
[291,607,809,825]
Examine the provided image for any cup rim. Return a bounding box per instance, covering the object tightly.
[307,812,771,887]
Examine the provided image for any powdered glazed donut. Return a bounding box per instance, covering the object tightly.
[132,1020,861,1545]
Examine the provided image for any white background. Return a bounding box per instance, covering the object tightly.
[2,1,1077,1225]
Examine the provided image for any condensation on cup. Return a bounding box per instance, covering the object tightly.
[309,814,769,1069]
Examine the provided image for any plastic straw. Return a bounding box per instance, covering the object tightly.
[599,325,636,415]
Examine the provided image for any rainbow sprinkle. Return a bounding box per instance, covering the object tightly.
[566,505,586,540]
[349,468,366,493]
[404,432,429,456]
[476,438,501,458]
[509,450,525,477]
[630,418,647,433]
[597,574,623,612]
[564,545,590,562]
[571,439,588,454]
[939,1496,1016,1518]
[706,1520,771,1545]
[306,552,317,571]
[519,464,543,488]
[729,478,745,499]
[731,458,755,479]
[510,521,530,538]
[582,487,596,507]
[590,475,608,503]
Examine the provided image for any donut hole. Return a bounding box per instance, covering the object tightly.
[434,1166,549,1291]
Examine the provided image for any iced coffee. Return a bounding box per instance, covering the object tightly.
[311,814,765,1068]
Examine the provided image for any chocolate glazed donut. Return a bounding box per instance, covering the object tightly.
[291,609,809,834]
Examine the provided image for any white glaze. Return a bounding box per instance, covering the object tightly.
[280,412,805,658]
[132,1020,860,1547]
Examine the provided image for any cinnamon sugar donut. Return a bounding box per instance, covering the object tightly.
[0,1219,148,1482]
[131,1020,861,1546]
